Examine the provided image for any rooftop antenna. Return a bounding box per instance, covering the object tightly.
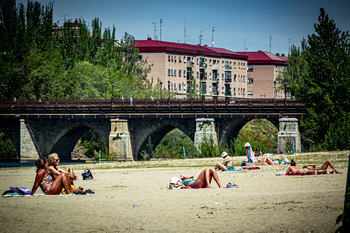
[184,21,189,44]
[62,14,69,22]
[244,39,246,51]
[160,19,164,41]
[152,22,158,40]
[269,35,274,53]
[211,27,216,47]
[199,31,203,46]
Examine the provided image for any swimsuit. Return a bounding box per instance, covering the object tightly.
[225,159,234,170]
[278,159,282,165]
[40,174,53,185]
[40,173,53,195]
[44,185,52,194]
[184,179,196,187]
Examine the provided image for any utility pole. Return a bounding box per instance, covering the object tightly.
[269,36,274,53]
[184,21,189,44]
[212,27,216,47]
[199,31,203,46]
[152,22,158,40]
[160,19,164,41]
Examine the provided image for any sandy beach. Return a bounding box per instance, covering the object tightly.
[0,151,348,233]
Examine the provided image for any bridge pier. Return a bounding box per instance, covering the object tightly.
[20,119,40,160]
[109,119,133,161]
[194,118,218,149]
[278,117,301,153]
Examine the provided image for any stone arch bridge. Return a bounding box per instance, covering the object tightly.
[0,98,306,161]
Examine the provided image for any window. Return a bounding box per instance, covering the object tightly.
[248,91,253,96]
[179,83,181,90]
[234,62,236,69]
[234,74,237,82]
[174,69,176,77]
[248,66,253,72]
[209,59,211,65]
[171,83,173,90]
[222,74,224,80]
[197,72,199,78]
[179,56,181,62]
[168,69,170,76]
[171,69,173,76]
[168,55,170,62]
[242,76,245,82]
[138,55,142,61]
[209,86,211,93]
[225,61,229,70]
[248,78,253,83]
[205,72,207,79]
[174,55,176,62]
[209,73,211,80]
[184,70,186,77]
[171,55,173,62]
[179,70,182,77]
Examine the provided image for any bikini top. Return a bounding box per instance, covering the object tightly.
[184,179,196,186]
[40,173,53,185]
[225,159,232,166]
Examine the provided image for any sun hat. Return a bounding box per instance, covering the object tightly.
[221,152,228,158]
[168,177,182,190]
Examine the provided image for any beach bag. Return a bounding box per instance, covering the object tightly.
[82,169,93,180]
[2,187,26,197]
[168,177,182,190]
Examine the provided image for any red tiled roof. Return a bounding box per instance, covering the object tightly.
[135,40,248,60]
[236,51,288,65]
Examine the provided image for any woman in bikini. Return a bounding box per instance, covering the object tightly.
[285,160,329,175]
[215,152,234,171]
[258,156,288,165]
[47,153,77,181]
[31,157,75,195]
[180,168,223,189]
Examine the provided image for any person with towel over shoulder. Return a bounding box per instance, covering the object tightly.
[215,152,234,171]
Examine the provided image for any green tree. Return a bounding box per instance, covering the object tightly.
[278,8,350,150]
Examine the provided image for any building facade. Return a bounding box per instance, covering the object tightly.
[135,39,249,99]
[236,51,288,99]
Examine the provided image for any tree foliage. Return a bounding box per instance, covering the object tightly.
[278,8,350,150]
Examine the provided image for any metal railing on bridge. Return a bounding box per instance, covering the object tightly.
[0,98,307,115]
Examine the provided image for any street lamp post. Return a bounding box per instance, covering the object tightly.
[160,81,162,99]
[105,82,107,100]
[284,80,287,99]
[1,82,4,102]
[55,81,58,101]
[111,81,114,100]
[274,80,276,99]
[51,83,53,99]
[168,81,170,99]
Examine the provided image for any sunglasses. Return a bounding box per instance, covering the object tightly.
[54,159,60,162]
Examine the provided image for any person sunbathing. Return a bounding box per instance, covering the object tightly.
[180,168,223,189]
[285,160,329,175]
[215,152,234,171]
[47,153,78,181]
[257,156,288,165]
[302,160,342,174]
[31,157,75,195]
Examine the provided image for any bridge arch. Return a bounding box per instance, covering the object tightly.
[218,117,279,150]
[128,119,196,161]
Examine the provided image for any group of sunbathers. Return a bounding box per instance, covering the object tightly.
[173,151,343,189]
[31,153,85,195]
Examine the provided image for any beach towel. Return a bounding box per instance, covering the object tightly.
[244,142,257,163]
[242,166,260,170]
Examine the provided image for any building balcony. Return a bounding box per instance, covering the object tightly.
[212,64,220,70]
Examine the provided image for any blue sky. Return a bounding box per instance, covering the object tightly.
[17,0,350,56]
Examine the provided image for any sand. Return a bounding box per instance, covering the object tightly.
[0,151,349,233]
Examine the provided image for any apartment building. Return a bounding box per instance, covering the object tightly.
[236,51,288,99]
[135,39,248,99]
